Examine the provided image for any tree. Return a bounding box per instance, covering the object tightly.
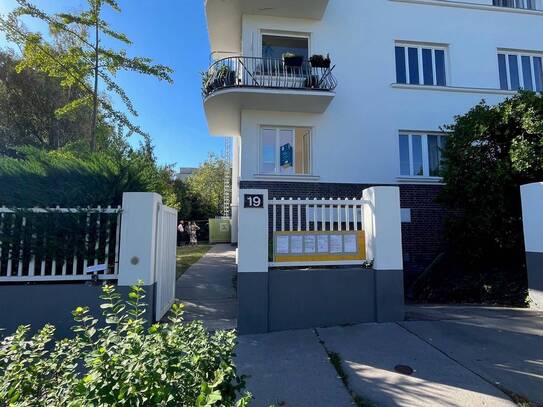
[413,92,543,305]
[175,155,230,220]
[0,49,108,151]
[0,0,173,150]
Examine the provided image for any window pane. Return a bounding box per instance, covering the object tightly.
[412,135,423,176]
[395,46,407,84]
[408,47,420,85]
[498,54,509,90]
[508,54,520,90]
[261,129,276,173]
[428,135,440,176]
[435,49,446,86]
[278,129,294,175]
[533,57,542,92]
[422,48,434,85]
[522,56,534,90]
[294,128,311,175]
[399,135,410,176]
[262,35,309,60]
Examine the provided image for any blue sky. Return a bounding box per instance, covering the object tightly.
[0,0,222,170]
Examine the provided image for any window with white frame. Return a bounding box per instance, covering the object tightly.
[493,0,537,10]
[399,133,448,178]
[395,43,448,86]
[498,51,543,92]
[260,127,312,175]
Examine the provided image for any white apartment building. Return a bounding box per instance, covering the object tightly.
[202,0,543,332]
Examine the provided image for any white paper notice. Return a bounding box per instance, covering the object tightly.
[344,234,357,253]
[304,235,316,253]
[276,235,290,254]
[330,235,343,253]
[317,235,329,253]
[291,235,303,254]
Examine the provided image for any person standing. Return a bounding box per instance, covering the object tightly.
[177,221,185,246]
[189,222,200,246]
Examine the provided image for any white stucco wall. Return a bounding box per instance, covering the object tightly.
[236,0,543,184]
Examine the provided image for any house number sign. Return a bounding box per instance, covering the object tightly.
[244,194,264,208]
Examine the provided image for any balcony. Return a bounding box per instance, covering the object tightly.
[203,56,337,136]
[205,0,330,56]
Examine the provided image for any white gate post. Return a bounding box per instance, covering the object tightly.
[521,182,543,309]
[237,189,269,334]
[118,192,162,287]
[363,186,405,322]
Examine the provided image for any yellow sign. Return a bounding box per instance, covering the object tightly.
[273,231,366,263]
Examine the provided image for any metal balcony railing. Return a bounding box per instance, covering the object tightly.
[202,56,338,98]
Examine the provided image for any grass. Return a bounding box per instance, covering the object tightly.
[176,244,212,280]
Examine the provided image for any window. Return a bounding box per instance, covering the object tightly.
[260,127,311,175]
[262,34,309,61]
[493,0,537,10]
[498,51,543,91]
[395,43,447,86]
[399,133,447,178]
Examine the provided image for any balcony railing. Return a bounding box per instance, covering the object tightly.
[202,56,338,98]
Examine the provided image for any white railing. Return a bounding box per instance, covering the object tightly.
[269,197,368,267]
[154,203,177,321]
[269,197,366,233]
[0,206,122,283]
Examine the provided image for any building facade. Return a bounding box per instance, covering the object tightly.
[203,0,543,283]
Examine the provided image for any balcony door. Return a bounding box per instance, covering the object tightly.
[262,34,309,61]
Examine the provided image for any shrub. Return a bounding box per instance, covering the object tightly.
[413,92,543,305]
[0,284,251,406]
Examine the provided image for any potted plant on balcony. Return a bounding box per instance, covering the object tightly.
[310,53,331,68]
[283,52,304,68]
[216,64,236,87]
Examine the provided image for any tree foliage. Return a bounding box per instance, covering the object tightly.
[413,92,543,305]
[175,154,231,220]
[0,283,252,406]
[0,0,173,150]
[0,143,178,209]
[0,49,114,152]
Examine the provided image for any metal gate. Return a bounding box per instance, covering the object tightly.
[154,203,177,321]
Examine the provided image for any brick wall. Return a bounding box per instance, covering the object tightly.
[240,180,450,282]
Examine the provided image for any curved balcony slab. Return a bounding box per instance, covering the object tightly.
[204,87,335,136]
[205,0,330,56]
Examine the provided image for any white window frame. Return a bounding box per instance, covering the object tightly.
[259,30,312,60]
[395,41,450,86]
[498,48,543,91]
[258,126,313,176]
[399,132,447,178]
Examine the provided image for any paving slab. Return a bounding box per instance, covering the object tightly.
[403,305,543,405]
[175,244,237,329]
[235,329,354,407]
[318,323,515,407]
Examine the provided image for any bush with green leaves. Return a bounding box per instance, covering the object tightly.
[413,91,543,305]
[0,284,251,406]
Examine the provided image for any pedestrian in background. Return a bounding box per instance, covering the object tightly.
[189,222,200,246]
[177,220,185,246]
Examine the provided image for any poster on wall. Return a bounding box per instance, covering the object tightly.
[280,143,293,169]
[273,231,365,264]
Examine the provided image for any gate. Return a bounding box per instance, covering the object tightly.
[154,203,177,321]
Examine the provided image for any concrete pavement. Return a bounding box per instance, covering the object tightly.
[175,244,237,330]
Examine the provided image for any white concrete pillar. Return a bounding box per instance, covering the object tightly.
[363,186,403,270]
[117,192,162,286]
[238,189,269,273]
[521,182,543,309]
[237,189,269,334]
[231,136,241,244]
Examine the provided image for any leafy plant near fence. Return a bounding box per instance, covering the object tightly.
[0,283,252,406]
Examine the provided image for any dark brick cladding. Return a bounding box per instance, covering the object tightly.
[240,180,449,280]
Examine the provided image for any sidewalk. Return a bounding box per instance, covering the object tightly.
[175,244,237,331]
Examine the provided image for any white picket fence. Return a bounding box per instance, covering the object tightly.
[154,203,177,321]
[269,197,366,233]
[0,206,122,282]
